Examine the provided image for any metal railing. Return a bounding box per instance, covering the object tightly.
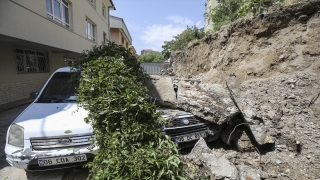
[140,62,169,75]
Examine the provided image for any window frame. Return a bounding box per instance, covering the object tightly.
[88,0,95,7]
[102,3,106,18]
[46,0,70,28]
[86,18,96,42]
[13,48,50,74]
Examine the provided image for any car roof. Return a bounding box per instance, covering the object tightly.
[54,66,72,73]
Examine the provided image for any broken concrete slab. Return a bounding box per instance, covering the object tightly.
[225,77,275,146]
[176,80,239,124]
[200,152,238,180]
[186,137,211,165]
[145,75,177,108]
[249,125,275,145]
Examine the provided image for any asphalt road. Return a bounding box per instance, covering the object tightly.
[0,104,89,180]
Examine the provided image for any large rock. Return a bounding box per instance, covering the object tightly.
[145,75,177,108]
[221,129,256,152]
[176,80,239,124]
[186,138,211,165]
[200,152,238,180]
[226,77,275,146]
[237,164,260,180]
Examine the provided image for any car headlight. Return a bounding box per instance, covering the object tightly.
[8,124,24,148]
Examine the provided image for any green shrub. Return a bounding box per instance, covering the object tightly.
[162,26,205,58]
[73,42,184,180]
[138,51,164,63]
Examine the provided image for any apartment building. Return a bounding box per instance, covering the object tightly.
[109,16,136,56]
[129,45,137,57]
[141,49,153,55]
[0,0,115,107]
[205,0,218,32]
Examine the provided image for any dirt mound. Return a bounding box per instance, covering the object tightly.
[169,0,320,179]
[173,0,320,84]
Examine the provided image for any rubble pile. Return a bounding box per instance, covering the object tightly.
[147,0,320,179]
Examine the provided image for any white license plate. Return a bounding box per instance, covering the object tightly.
[174,131,207,143]
[38,154,87,167]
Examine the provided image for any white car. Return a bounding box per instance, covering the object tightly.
[5,67,97,171]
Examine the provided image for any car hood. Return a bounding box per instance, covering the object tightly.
[13,103,92,139]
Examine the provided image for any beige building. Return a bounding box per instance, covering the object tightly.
[141,49,153,55]
[129,45,137,57]
[109,16,136,56]
[205,0,218,32]
[0,0,115,107]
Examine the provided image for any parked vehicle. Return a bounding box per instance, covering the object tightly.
[5,67,220,171]
[158,108,221,148]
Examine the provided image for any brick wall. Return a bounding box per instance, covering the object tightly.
[0,78,47,105]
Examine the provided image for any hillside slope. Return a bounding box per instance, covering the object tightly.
[169,0,320,179]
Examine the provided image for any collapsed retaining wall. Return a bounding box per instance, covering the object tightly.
[148,1,320,179]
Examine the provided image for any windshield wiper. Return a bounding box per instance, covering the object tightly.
[64,99,76,102]
[38,98,66,103]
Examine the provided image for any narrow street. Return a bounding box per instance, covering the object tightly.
[0,105,89,180]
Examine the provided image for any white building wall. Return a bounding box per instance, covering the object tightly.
[0,42,64,105]
[205,0,217,32]
[0,0,115,105]
[0,0,113,53]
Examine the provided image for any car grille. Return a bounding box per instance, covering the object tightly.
[164,124,208,137]
[30,133,94,150]
[171,116,200,127]
[160,110,209,142]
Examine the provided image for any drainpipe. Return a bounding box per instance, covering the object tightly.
[107,7,111,41]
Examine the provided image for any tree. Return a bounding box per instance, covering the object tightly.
[207,0,242,32]
[138,51,164,62]
[72,42,184,179]
[206,0,287,32]
[161,25,205,57]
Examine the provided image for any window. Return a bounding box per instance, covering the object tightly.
[122,37,124,44]
[88,0,94,6]
[86,19,96,41]
[126,42,128,49]
[14,48,50,73]
[46,0,70,27]
[102,4,106,18]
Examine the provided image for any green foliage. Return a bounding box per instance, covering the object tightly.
[73,42,184,180]
[207,0,242,32]
[138,51,164,62]
[238,0,285,17]
[162,25,205,57]
[206,0,288,32]
[72,42,143,81]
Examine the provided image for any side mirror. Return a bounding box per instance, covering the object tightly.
[30,92,39,99]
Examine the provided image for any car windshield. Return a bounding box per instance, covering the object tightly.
[37,72,79,103]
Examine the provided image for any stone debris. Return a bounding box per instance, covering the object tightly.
[237,164,261,180]
[200,152,238,180]
[149,0,320,179]
[186,137,211,165]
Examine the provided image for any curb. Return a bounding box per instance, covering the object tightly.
[0,99,33,113]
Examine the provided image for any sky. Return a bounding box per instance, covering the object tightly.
[110,0,207,55]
